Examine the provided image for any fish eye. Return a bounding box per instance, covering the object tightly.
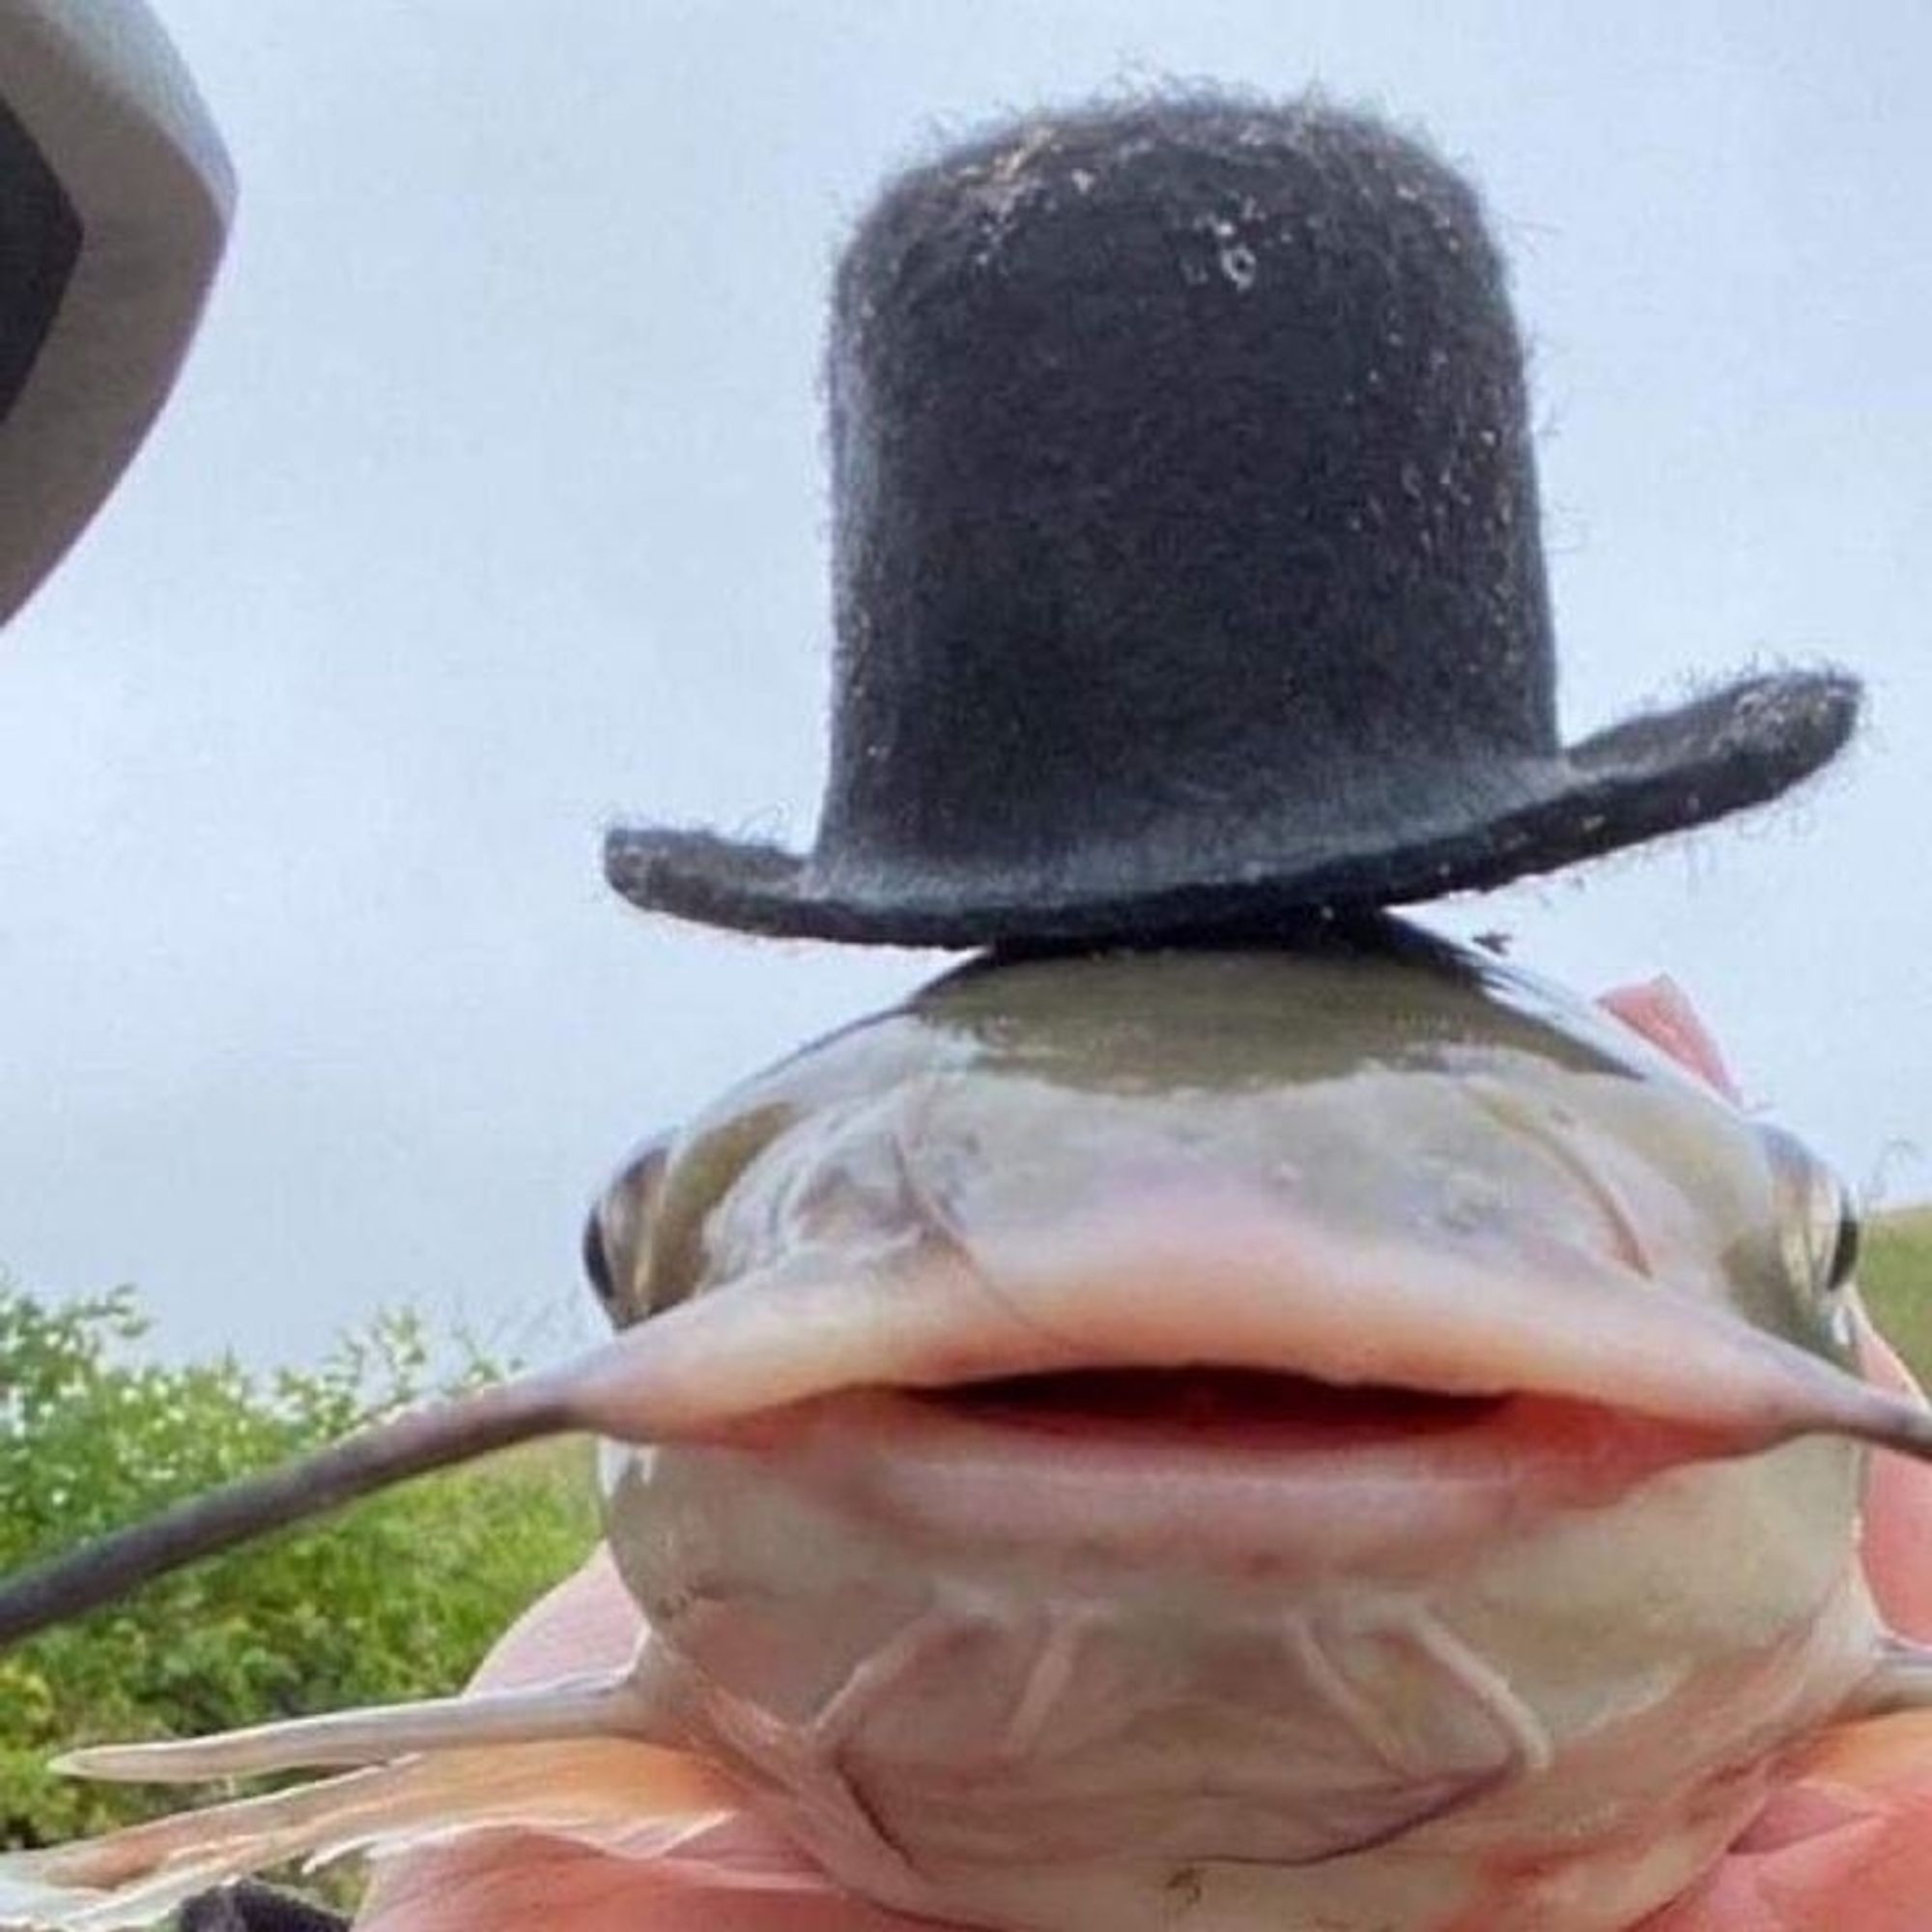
[582,1130,674,1326]
[1825,1193,1861,1293]
[1800,1166,1861,1296]
[581,1207,618,1311]
[1766,1128,1860,1301]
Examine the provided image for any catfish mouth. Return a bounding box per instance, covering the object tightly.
[709,1358,1736,1574]
[923,1364,1509,1442]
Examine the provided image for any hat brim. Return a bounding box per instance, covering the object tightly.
[605,670,1860,949]
[0,0,233,627]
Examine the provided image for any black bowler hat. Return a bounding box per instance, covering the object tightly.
[607,96,1859,949]
[0,0,232,627]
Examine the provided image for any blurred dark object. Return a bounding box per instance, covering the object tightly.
[0,0,233,626]
[178,1884,347,1931]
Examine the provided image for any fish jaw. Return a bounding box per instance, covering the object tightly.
[602,1415,1880,1932]
[698,1385,1734,1579]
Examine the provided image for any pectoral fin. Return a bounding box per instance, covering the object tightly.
[54,1655,661,1783]
[0,1738,737,1932]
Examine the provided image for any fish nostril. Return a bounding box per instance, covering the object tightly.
[1433,1167,1509,1237]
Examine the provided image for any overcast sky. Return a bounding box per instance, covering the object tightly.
[0,0,1925,1366]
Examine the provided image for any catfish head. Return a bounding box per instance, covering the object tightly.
[2,923,1929,1932]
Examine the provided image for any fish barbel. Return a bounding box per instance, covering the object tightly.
[2,921,1930,1932]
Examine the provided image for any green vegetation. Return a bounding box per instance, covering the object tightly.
[0,1284,599,1855]
[1864,1207,1932,1384]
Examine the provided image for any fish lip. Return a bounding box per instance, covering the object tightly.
[697,1378,1733,1573]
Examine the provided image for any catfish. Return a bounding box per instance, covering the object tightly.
[3,921,1932,1932]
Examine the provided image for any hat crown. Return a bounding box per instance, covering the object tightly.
[606,94,1858,949]
[817,99,1555,876]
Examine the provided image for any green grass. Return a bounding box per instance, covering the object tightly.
[1864,1206,1932,1382]
[0,1288,600,1856]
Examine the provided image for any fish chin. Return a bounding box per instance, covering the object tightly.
[604,1422,1881,1932]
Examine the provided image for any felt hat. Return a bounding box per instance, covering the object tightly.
[606,97,1858,949]
[0,0,232,626]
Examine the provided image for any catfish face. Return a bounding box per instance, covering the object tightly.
[584,937,1887,1932]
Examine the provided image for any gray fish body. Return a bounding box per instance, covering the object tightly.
[592,938,1892,1931]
